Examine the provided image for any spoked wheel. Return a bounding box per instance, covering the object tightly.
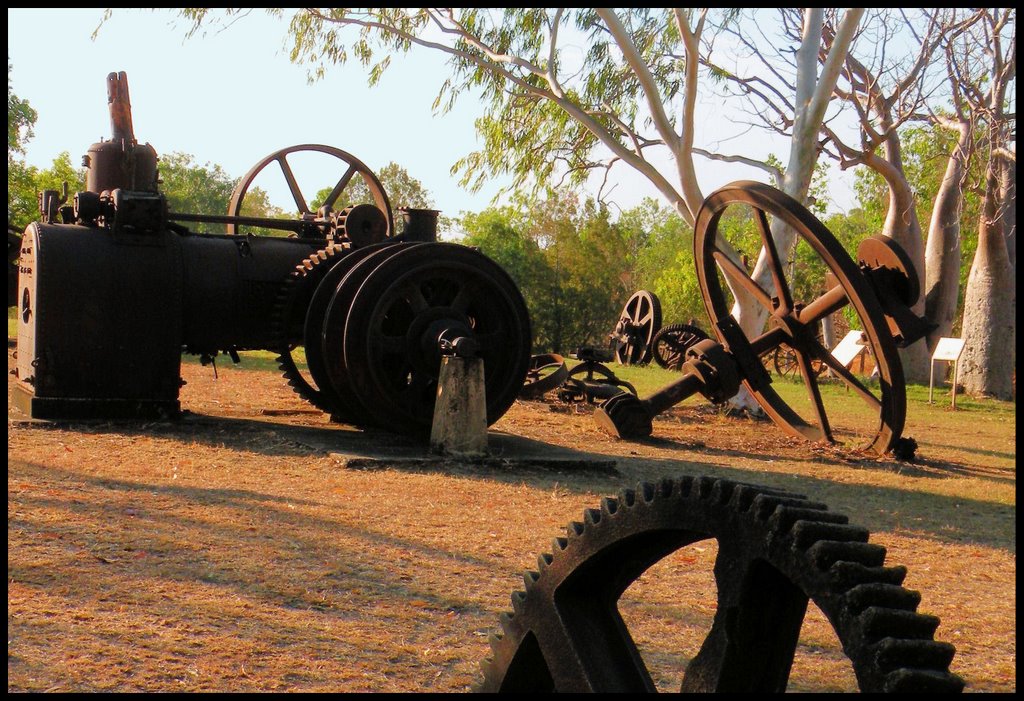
[612,291,662,365]
[651,323,710,371]
[313,242,423,421]
[520,354,569,400]
[336,242,532,436]
[226,144,394,238]
[478,476,963,693]
[694,181,905,454]
[773,344,826,379]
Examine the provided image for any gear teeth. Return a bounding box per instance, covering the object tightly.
[479,474,960,693]
[808,541,888,570]
[829,561,908,587]
[770,506,849,535]
[752,494,827,521]
[511,590,527,614]
[883,668,965,694]
[656,477,676,498]
[694,475,718,500]
[859,607,940,642]
[791,521,870,550]
[844,582,921,616]
[874,638,956,671]
[640,482,656,503]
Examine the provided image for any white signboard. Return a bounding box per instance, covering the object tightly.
[932,337,966,362]
[930,337,966,408]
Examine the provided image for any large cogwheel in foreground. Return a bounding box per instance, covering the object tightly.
[478,476,963,693]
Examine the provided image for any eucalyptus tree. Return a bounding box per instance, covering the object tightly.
[175,7,863,411]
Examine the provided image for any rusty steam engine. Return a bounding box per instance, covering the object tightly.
[12,72,532,435]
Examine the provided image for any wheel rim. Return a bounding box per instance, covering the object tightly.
[612,291,662,365]
[652,323,710,371]
[341,243,532,435]
[694,181,904,454]
[315,243,420,422]
[226,144,393,238]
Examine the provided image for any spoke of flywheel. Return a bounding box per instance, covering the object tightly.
[322,164,358,210]
[450,282,474,313]
[753,209,793,313]
[377,334,405,354]
[795,348,833,442]
[276,155,310,214]
[808,337,882,411]
[404,284,430,313]
[712,250,774,312]
[475,329,507,352]
[537,607,652,692]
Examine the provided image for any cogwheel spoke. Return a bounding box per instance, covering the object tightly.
[712,249,774,312]
[754,208,793,313]
[795,348,833,442]
[276,155,310,214]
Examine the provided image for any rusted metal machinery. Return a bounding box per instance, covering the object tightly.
[12,72,532,436]
[478,475,964,692]
[596,182,933,455]
[609,290,662,365]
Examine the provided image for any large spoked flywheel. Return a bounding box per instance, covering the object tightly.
[479,476,963,693]
[694,182,905,454]
[324,242,532,435]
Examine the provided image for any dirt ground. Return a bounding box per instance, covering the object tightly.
[7,348,1016,692]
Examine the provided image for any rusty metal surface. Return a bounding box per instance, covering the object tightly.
[225,144,394,238]
[694,181,908,455]
[478,476,964,692]
[610,290,661,365]
[520,353,569,399]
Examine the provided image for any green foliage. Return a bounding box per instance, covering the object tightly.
[462,192,707,353]
[8,62,38,227]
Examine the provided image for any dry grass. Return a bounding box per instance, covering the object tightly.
[7,348,1015,692]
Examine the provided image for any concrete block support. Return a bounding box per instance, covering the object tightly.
[430,356,488,458]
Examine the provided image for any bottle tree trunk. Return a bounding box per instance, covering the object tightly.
[923,123,969,353]
[959,159,1016,399]
[872,136,931,383]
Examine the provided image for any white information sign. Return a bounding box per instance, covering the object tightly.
[932,337,966,362]
[929,337,966,408]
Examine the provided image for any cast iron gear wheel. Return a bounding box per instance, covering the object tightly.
[478,476,963,693]
[651,323,710,371]
[271,244,350,416]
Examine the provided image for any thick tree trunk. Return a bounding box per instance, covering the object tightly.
[923,123,969,352]
[1000,158,1015,274]
[959,162,1016,399]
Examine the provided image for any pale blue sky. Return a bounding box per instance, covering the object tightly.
[8,8,857,221]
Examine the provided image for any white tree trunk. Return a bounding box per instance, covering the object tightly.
[959,162,1016,399]
[728,8,863,413]
[924,123,969,352]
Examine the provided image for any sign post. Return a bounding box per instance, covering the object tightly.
[930,337,966,409]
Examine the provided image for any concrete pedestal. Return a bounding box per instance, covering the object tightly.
[430,356,488,458]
